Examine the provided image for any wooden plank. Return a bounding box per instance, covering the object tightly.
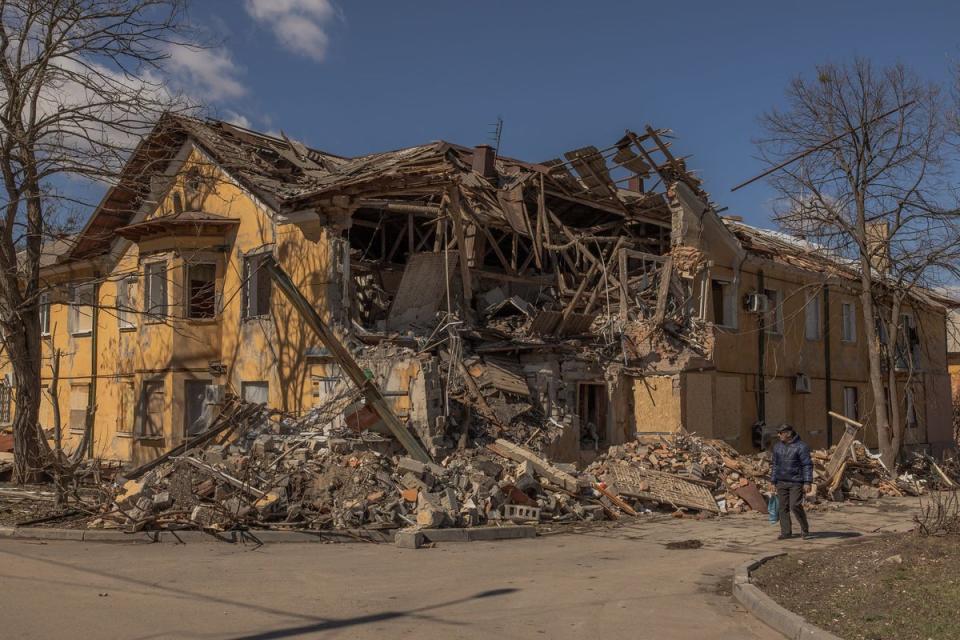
[265,260,433,463]
[652,256,673,326]
[447,187,474,303]
[594,483,638,516]
[488,439,579,493]
[825,423,860,484]
[604,462,718,513]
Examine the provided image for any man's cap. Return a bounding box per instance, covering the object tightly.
[776,423,796,434]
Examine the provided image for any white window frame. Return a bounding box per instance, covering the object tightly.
[841,302,857,343]
[69,283,95,336]
[39,292,50,336]
[0,384,12,425]
[804,291,821,340]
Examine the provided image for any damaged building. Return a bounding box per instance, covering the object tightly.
[0,115,953,466]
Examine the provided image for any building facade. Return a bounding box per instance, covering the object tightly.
[0,116,953,464]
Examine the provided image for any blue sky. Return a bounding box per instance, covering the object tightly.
[168,1,960,228]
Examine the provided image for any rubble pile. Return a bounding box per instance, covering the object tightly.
[94,396,623,533]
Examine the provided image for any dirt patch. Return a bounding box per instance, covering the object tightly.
[752,530,960,640]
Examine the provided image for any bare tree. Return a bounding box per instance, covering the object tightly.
[757,59,960,469]
[0,0,195,482]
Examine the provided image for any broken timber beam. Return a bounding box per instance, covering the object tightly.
[652,256,673,326]
[488,438,579,493]
[265,259,434,463]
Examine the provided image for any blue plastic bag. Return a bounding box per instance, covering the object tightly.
[768,495,779,524]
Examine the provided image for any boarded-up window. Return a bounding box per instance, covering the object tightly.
[242,254,272,319]
[69,284,95,335]
[138,380,165,439]
[117,276,137,330]
[187,263,217,319]
[118,382,135,433]
[39,292,51,336]
[242,381,269,405]
[0,385,11,424]
[69,383,89,433]
[144,262,168,320]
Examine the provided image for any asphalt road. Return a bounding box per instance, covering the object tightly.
[0,497,919,639]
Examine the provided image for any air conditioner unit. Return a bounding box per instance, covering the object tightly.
[744,292,769,313]
[794,373,812,394]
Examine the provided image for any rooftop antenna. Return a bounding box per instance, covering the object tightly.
[488,116,503,158]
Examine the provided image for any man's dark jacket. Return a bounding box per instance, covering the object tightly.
[770,435,814,484]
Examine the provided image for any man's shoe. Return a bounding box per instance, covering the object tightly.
[801,532,813,540]
[777,534,792,540]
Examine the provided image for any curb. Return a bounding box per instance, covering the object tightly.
[733,553,842,640]
[0,524,535,546]
[395,524,536,548]
[0,525,394,544]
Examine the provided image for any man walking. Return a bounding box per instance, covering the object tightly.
[770,424,813,540]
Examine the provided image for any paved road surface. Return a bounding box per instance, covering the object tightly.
[0,498,918,639]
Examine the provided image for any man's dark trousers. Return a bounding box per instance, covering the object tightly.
[776,481,809,537]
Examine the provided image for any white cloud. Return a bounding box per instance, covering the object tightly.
[224,111,252,129]
[245,0,336,62]
[166,44,247,100]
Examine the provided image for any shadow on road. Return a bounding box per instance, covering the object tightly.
[227,588,520,640]
[803,531,862,540]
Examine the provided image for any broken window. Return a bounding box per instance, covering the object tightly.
[763,288,782,334]
[187,263,217,319]
[69,383,89,433]
[711,279,736,328]
[138,380,165,439]
[117,276,136,330]
[804,291,821,340]
[144,261,168,320]
[843,386,859,422]
[906,388,918,428]
[578,383,608,450]
[242,381,269,405]
[841,302,856,342]
[242,254,272,319]
[38,292,50,336]
[0,384,11,424]
[895,313,920,370]
[69,283,95,335]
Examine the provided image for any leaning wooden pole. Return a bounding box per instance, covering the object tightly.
[264,259,433,463]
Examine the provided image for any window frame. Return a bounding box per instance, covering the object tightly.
[143,261,168,322]
[69,283,95,336]
[38,292,51,337]
[68,382,90,434]
[241,381,269,406]
[843,386,859,422]
[763,288,783,335]
[840,302,857,343]
[136,379,166,440]
[242,252,273,321]
[804,291,821,341]
[710,278,737,329]
[117,275,137,331]
[185,262,218,320]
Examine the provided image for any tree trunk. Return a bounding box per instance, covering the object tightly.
[861,287,897,469]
